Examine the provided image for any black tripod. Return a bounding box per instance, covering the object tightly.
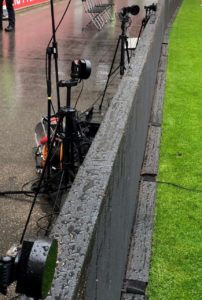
[99,14,130,110]
[33,82,90,207]
[57,78,89,184]
[135,4,156,49]
[32,76,92,236]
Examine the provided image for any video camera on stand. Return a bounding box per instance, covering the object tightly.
[0,238,57,299]
[34,59,99,189]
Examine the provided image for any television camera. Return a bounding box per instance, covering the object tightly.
[34,59,99,189]
[0,238,57,299]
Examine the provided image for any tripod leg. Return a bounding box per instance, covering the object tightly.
[46,47,52,180]
[99,36,121,110]
[120,35,131,76]
[120,34,125,76]
[135,20,145,49]
[125,36,130,64]
[62,108,77,184]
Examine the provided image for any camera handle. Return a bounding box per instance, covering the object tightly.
[99,17,130,110]
[58,79,79,107]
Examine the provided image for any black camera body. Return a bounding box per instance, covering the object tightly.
[119,5,140,23]
[122,5,140,16]
[71,59,91,80]
[144,3,157,12]
[0,239,58,299]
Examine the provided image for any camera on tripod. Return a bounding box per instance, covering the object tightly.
[119,5,140,21]
[0,238,57,299]
[34,58,98,185]
[144,3,157,12]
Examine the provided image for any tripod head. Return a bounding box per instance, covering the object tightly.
[58,59,91,90]
[58,59,91,107]
[119,12,131,27]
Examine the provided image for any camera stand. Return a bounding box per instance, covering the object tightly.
[57,79,80,184]
[99,4,157,110]
[34,59,96,199]
[99,14,130,110]
[135,5,156,49]
[35,79,91,190]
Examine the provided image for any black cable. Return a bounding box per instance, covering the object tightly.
[44,0,73,115]
[35,170,71,237]
[0,188,54,196]
[157,180,202,193]
[47,0,72,48]
[0,173,48,197]
[44,171,65,236]
[0,195,35,203]
[79,67,120,117]
[0,172,65,197]
[20,118,62,244]
[0,175,52,203]
[45,0,72,80]
[74,80,84,109]
[52,171,65,211]
[20,115,72,243]
[21,177,41,197]
[36,212,59,236]
[0,190,35,196]
[21,177,39,190]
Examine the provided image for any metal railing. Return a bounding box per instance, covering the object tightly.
[82,0,112,30]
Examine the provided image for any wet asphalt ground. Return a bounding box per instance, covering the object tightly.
[0,0,152,298]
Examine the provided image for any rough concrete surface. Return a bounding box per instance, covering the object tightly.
[124,180,156,283]
[141,125,161,176]
[122,295,146,300]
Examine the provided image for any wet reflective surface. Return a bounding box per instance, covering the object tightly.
[0,0,153,297]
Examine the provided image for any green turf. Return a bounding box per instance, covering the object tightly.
[42,239,58,299]
[147,1,202,299]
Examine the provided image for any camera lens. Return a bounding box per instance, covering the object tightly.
[71,59,91,80]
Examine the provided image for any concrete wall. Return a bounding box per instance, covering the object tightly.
[47,1,182,299]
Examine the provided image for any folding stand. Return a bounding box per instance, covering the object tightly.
[82,0,112,30]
